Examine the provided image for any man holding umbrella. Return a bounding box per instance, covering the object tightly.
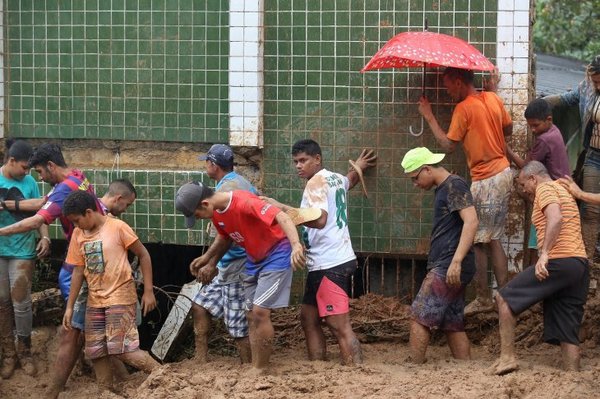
[418,67,513,315]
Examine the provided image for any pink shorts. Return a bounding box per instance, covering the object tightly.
[302,260,356,317]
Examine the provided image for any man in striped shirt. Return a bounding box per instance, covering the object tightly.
[492,161,589,375]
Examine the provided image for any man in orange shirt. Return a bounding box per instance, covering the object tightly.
[418,67,513,314]
[492,161,588,375]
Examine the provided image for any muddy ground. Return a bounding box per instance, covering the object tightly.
[2,291,600,399]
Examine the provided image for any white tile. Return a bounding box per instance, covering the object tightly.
[230,26,244,42]
[513,1,529,11]
[229,0,244,13]
[498,74,513,89]
[229,86,244,101]
[496,27,514,43]
[230,41,244,57]
[244,12,261,26]
[514,11,530,27]
[244,56,258,72]
[229,129,244,145]
[229,101,244,117]
[244,26,259,42]
[496,57,514,73]
[243,86,259,102]
[229,12,244,28]
[498,0,515,11]
[229,71,244,86]
[513,26,529,42]
[513,58,529,74]
[244,41,259,57]
[243,71,259,87]
[513,41,529,58]
[244,0,261,13]
[244,101,260,118]
[497,11,513,26]
[230,56,244,72]
[496,41,513,58]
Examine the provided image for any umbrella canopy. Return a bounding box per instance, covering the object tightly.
[361,31,495,72]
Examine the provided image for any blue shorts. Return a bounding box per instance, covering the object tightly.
[246,239,291,276]
[59,264,87,331]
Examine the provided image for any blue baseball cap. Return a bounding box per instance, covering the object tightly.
[198,144,234,168]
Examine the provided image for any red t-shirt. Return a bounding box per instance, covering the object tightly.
[212,191,286,262]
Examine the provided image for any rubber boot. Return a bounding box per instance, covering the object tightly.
[17,335,36,376]
[0,337,17,379]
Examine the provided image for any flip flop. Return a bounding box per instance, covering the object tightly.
[285,207,321,226]
[349,160,368,198]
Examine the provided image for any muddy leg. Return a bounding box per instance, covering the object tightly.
[235,337,252,364]
[466,244,494,315]
[191,304,210,363]
[560,342,581,371]
[446,331,471,360]
[92,356,114,391]
[493,294,519,375]
[324,313,363,365]
[581,165,600,260]
[409,320,430,364]
[247,306,274,370]
[300,305,326,361]
[117,350,160,373]
[110,357,130,382]
[489,239,508,288]
[46,327,83,399]
[0,259,17,380]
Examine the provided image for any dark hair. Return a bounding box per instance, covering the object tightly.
[292,139,322,157]
[107,178,137,198]
[29,143,67,168]
[63,190,97,217]
[5,139,33,162]
[524,98,552,120]
[443,67,475,85]
[588,55,600,76]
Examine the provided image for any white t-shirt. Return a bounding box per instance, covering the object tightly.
[300,169,356,271]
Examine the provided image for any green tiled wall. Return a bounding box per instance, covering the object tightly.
[6,1,229,142]
[262,0,498,254]
[39,169,209,246]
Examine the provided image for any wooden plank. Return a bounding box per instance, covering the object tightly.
[151,281,202,362]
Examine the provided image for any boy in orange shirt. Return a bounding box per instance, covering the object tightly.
[62,190,159,391]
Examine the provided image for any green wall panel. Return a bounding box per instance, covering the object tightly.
[263,0,498,254]
[6,1,229,142]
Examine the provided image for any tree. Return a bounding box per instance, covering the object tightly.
[533,0,600,62]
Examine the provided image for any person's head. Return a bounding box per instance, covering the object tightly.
[517,160,551,198]
[291,139,323,179]
[104,179,137,217]
[524,98,553,135]
[401,147,446,190]
[63,190,101,231]
[443,67,475,102]
[198,144,234,180]
[28,143,68,186]
[587,55,600,93]
[3,139,33,180]
[175,181,216,228]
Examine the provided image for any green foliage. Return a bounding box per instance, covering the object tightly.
[533,0,600,62]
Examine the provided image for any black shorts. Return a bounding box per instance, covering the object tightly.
[302,260,356,309]
[499,257,589,345]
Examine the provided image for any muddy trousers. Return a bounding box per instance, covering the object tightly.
[581,152,600,261]
[0,258,34,339]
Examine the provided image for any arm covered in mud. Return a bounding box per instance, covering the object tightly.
[275,211,306,271]
[190,234,232,283]
[62,266,84,330]
[446,206,478,286]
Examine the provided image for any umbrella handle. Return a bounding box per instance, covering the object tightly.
[409,117,424,136]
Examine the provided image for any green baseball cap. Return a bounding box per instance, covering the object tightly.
[401,147,446,173]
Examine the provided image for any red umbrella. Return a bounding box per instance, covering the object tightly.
[361,31,495,135]
[360,31,495,72]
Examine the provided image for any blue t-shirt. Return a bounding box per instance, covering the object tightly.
[213,171,258,283]
[0,174,41,259]
[428,175,475,283]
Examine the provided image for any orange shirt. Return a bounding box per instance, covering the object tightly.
[66,217,139,307]
[447,91,511,181]
[532,181,586,260]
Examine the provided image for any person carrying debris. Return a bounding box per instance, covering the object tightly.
[191,144,257,363]
[261,139,376,365]
[62,190,159,391]
[175,181,305,372]
[401,147,478,363]
[493,161,588,375]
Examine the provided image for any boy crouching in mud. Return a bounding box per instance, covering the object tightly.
[62,190,159,391]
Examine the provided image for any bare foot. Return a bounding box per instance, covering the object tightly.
[465,298,494,316]
[493,357,519,375]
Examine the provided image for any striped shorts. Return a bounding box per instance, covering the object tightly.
[85,303,139,359]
